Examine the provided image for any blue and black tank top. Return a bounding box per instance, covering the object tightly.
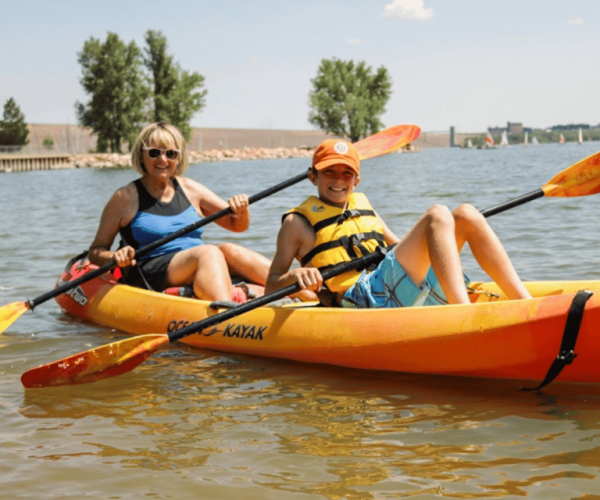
[119,178,204,259]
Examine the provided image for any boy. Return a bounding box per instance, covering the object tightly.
[266,139,531,307]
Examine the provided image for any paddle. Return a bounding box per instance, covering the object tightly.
[480,150,600,217]
[0,124,421,334]
[21,247,391,388]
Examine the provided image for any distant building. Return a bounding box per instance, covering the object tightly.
[488,122,526,134]
[507,122,523,133]
[551,123,590,131]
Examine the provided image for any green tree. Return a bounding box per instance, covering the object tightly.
[308,58,392,142]
[76,32,149,152]
[143,30,207,141]
[0,98,29,146]
[43,136,55,149]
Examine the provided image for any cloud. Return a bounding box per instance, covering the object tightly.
[567,18,585,26]
[382,0,434,20]
[344,37,362,46]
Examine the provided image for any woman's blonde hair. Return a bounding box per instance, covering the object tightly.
[131,122,189,176]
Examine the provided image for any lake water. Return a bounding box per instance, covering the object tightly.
[2,143,600,499]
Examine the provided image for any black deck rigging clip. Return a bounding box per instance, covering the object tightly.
[523,289,593,391]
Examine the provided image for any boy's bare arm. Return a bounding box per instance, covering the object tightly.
[266,214,322,294]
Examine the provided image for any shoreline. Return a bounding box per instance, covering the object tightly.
[0,144,419,172]
[74,144,419,168]
[74,144,420,168]
[72,146,315,168]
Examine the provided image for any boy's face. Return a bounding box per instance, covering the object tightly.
[309,164,360,208]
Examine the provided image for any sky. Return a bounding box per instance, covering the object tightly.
[1,0,598,133]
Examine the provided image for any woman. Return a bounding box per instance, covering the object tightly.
[88,122,270,302]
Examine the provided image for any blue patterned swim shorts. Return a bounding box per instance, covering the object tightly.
[341,250,468,308]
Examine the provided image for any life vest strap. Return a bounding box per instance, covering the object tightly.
[300,231,387,266]
[312,209,377,232]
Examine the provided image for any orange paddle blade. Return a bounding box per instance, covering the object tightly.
[355,124,421,160]
[542,150,600,198]
[0,301,30,334]
[21,334,169,388]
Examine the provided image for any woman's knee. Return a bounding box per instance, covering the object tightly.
[219,242,249,264]
[192,244,228,266]
[218,242,238,256]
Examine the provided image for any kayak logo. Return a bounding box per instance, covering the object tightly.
[66,286,88,306]
[168,319,193,332]
[167,320,266,341]
[221,323,267,340]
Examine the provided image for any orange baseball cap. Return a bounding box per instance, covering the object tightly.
[312,139,360,174]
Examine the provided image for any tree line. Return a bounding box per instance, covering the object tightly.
[1,30,392,151]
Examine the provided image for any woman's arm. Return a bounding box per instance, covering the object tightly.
[88,185,137,267]
[179,177,250,232]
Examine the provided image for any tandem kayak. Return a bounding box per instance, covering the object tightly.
[54,256,600,386]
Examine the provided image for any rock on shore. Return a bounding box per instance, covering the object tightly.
[69,143,418,169]
[71,146,314,168]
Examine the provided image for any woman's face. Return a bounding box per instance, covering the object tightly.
[142,137,180,180]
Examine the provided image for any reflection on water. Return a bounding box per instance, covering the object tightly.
[3,144,600,498]
[13,350,600,498]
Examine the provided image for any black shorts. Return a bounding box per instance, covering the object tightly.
[120,252,177,291]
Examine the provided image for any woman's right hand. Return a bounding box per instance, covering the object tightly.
[113,246,136,268]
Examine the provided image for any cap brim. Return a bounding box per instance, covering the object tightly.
[313,157,360,174]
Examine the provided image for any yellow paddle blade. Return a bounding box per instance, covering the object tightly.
[0,301,30,334]
[543,150,600,197]
[355,124,421,160]
[21,334,170,388]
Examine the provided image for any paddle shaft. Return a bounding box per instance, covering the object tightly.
[480,189,544,218]
[480,150,600,217]
[168,247,389,344]
[28,171,309,310]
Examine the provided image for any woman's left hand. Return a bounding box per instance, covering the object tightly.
[228,194,250,216]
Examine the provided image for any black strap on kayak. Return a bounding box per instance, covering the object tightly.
[64,250,89,272]
[523,289,593,391]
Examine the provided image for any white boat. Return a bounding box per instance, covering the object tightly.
[559,133,565,144]
[532,136,539,145]
[500,130,509,147]
[579,128,583,145]
[467,139,473,148]
[485,131,496,148]
[524,131,528,146]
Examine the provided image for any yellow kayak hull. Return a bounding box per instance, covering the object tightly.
[55,262,600,384]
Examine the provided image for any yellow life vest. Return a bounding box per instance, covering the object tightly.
[286,193,387,293]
